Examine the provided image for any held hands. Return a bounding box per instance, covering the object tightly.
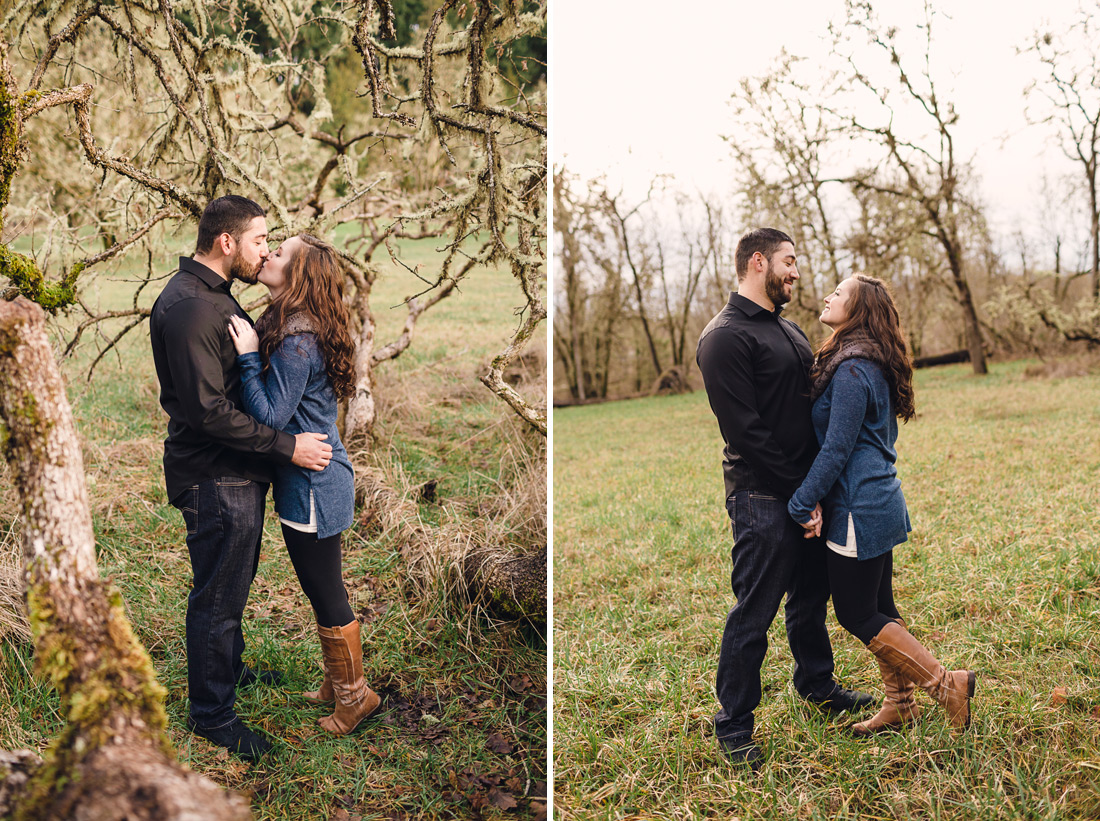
[292,432,332,471]
[800,503,823,539]
[227,315,260,355]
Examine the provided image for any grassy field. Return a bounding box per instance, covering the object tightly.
[0,231,547,819]
[553,361,1100,820]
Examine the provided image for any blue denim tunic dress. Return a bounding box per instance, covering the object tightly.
[788,358,911,559]
[237,331,354,539]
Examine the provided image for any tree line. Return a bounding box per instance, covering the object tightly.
[554,1,1100,404]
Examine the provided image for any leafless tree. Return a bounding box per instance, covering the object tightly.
[601,186,664,380]
[829,0,988,374]
[1025,4,1100,301]
[846,178,949,357]
[697,197,738,314]
[552,168,627,401]
[727,53,848,317]
[655,197,712,375]
[1,0,546,438]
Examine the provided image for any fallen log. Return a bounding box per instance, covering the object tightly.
[463,544,547,624]
[913,349,971,369]
[355,467,546,625]
[651,365,692,396]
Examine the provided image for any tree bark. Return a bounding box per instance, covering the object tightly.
[0,297,250,821]
[940,227,988,375]
[344,290,378,450]
[462,545,546,626]
[1090,165,1099,301]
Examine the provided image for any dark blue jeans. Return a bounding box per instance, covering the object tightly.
[714,490,837,741]
[173,477,268,729]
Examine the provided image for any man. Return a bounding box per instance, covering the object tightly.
[696,227,873,769]
[150,195,333,760]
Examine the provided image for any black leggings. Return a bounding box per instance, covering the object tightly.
[826,549,901,645]
[281,525,355,628]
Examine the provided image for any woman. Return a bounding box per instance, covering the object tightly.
[788,274,976,734]
[228,233,380,736]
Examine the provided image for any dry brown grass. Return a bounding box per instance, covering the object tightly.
[82,437,162,519]
[0,463,30,646]
[0,556,29,646]
[353,439,547,619]
[352,346,547,624]
[433,418,547,623]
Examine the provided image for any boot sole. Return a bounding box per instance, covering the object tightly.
[960,671,977,730]
[966,671,976,727]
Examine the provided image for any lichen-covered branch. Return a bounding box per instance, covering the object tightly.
[479,273,547,435]
[71,92,204,219]
[479,164,547,436]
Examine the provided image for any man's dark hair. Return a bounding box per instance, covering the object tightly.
[195,195,265,255]
[734,228,794,283]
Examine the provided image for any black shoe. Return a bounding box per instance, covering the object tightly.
[187,717,274,761]
[805,683,876,714]
[237,665,286,689]
[719,735,762,772]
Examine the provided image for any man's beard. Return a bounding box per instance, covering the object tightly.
[228,248,262,284]
[764,261,791,307]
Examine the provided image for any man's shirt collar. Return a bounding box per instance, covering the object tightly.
[179,256,231,292]
[730,291,782,319]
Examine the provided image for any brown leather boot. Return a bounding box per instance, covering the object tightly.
[316,620,381,735]
[301,639,333,705]
[305,591,352,704]
[852,620,921,735]
[867,621,976,730]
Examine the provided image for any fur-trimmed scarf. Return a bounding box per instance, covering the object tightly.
[254,310,316,348]
[809,332,887,402]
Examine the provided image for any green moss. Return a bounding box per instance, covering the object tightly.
[0,244,80,314]
[0,73,19,226]
[0,72,84,313]
[3,390,53,482]
[12,582,174,819]
[26,584,170,738]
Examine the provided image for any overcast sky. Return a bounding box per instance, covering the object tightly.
[551,1,1092,254]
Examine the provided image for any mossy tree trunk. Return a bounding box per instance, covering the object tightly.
[0,297,250,821]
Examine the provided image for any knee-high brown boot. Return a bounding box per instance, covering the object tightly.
[316,620,381,735]
[866,621,976,730]
[302,643,333,705]
[852,619,921,735]
[304,590,353,704]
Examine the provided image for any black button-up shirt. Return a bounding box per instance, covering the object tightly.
[696,292,818,501]
[150,257,295,503]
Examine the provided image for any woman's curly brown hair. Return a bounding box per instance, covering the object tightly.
[255,233,356,399]
[813,274,915,422]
